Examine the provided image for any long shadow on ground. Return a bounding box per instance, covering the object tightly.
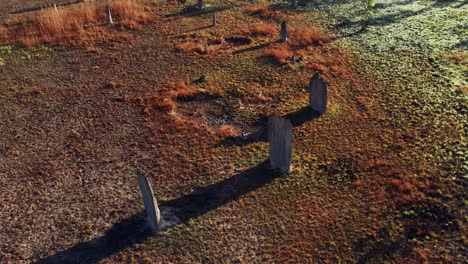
[217,106,321,147]
[35,160,280,264]
[165,5,229,18]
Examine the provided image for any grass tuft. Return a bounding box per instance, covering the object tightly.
[218,124,240,137]
[245,5,273,18]
[170,82,201,99]
[264,43,292,63]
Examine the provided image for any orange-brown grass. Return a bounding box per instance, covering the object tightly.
[353,159,428,204]
[218,124,240,137]
[155,97,177,113]
[304,48,352,83]
[0,25,8,42]
[245,5,273,18]
[170,82,201,99]
[264,43,292,63]
[140,82,208,116]
[138,92,175,114]
[176,41,217,55]
[254,91,271,103]
[445,51,468,65]
[175,36,224,55]
[33,6,100,45]
[244,4,283,20]
[1,0,150,47]
[240,22,276,37]
[289,28,333,48]
[109,0,150,29]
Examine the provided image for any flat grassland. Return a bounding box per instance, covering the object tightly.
[0,0,466,263]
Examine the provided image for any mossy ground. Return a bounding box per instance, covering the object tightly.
[0,0,466,263]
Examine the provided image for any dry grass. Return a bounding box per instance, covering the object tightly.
[155,98,177,113]
[262,26,336,67]
[175,35,224,55]
[33,6,100,45]
[0,25,8,42]
[170,82,201,99]
[245,5,273,17]
[240,22,276,38]
[264,43,292,63]
[140,82,217,115]
[1,0,150,47]
[445,51,468,65]
[1,1,463,262]
[109,0,150,29]
[218,124,240,137]
[245,4,284,20]
[289,28,333,48]
[176,41,217,55]
[254,91,271,102]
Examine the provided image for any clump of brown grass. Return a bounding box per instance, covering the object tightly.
[264,43,292,64]
[110,0,150,29]
[254,91,271,103]
[445,51,468,65]
[175,36,223,55]
[155,98,176,113]
[0,26,8,42]
[218,124,240,137]
[289,28,333,48]
[139,90,177,114]
[245,5,273,17]
[170,82,201,99]
[1,0,150,47]
[240,22,276,37]
[304,48,352,84]
[352,159,428,204]
[389,177,415,194]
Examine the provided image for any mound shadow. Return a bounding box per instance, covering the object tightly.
[11,0,84,15]
[217,106,322,147]
[35,160,280,263]
[165,6,229,18]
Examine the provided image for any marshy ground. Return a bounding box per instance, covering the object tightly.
[0,0,466,263]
